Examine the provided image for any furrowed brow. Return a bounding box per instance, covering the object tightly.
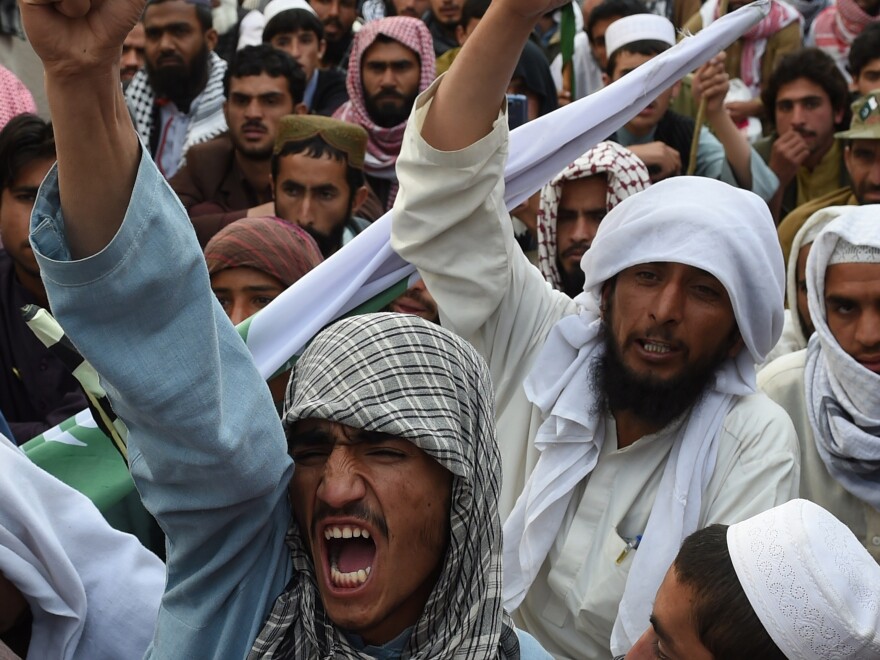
[287,428,334,449]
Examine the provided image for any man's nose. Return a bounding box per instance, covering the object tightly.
[228,298,254,326]
[854,308,880,351]
[570,215,598,244]
[244,98,263,118]
[327,0,340,17]
[121,48,138,69]
[649,281,685,324]
[317,446,366,508]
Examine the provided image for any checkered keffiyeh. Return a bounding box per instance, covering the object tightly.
[248,313,520,659]
[536,141,650,291]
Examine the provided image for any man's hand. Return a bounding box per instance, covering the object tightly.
[19,0,145,78]
[693,54,730,119]
[725,98,763,125]
[628,142,681,182]
[768,129,810,186]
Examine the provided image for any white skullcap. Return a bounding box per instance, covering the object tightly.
[264,0,316,21]
[829,238,880,265]
[605,14,676,61]
[728,499,880,659]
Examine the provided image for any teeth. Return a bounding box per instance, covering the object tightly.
[323,525,372,540]
[330,563,372,588]
[342,527,352,539]
[643,342,672,354]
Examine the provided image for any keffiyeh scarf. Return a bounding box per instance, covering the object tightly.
[811,0,880,80]
[700,0,802,95]
[503,176,786,656]
[804,208,880,511]
[536,142,650,290]
[249,313,520,659]
[333,17,436,205]
[125,51,229,169]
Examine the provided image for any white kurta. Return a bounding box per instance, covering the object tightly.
[392,86,800,658]
[759,350,880,563]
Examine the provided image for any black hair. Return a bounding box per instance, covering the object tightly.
[145,0,213,30]
[586,0,645,40]
[673,525,786,660]
[460,0,491,27]
[762,48,851,131]
[0,114,55,193]
[606,39,670,78]
[223,45,307,104]
[271,136,365,198]
[848,22,880,79]
[263,8,325,43]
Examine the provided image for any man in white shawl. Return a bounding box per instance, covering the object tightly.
[759,207,880,563]
[390,0,799,655]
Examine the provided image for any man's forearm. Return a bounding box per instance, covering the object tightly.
[707,109,752,190]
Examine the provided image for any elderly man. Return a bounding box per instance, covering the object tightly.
[390,0,799,656]
[760,208,880,562]
[334,16,435,210]
[536,141,650,297]
[18,0,551,657]
[626,499,880,659]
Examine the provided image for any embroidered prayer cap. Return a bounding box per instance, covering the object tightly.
[829,238,880,264]
[253,313,520,658]
[727,499,880,659]
[204,216,323,287]
[263,0,316,21]
[579,176,785,368]
[604,13,676,60]
[537,141,651,290]
[835,91,880,140]
[273,114,368,169]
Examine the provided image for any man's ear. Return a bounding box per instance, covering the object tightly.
[294,102,308,115]
[601,72,610,87]
[599,282,611,319]
[455,24,466,46]
[318,38,327,59]
[351,185,369,213]
[726,332,745,360]
[205,28,219,52]
[222,99,230,122]
[270,174,277,200]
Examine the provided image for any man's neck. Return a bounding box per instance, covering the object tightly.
[802,138,834,172]
[233,151,271,194]
[612,408,665,449]
[13,266,49,308]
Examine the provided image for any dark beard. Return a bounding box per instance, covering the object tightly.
[591,308,736,429]
[303,223,346,258]
[146,45,210,111]
[557,257,585,298]
[363,89,417,128]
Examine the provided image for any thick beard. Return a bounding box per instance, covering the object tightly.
[590,303,736,429]
[557,257,585,298]
[300,194,354,257]
[146,45,210,110]
[363,89,418,128]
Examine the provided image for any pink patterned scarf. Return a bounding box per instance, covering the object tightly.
[812,0,880,75]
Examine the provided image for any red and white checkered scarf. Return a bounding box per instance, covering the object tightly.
[700,0,802,96]
[333,17,435,200]
[536,141,651,291]
[811,0,880,71]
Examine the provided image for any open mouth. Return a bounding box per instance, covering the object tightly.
[324,524,377,589]
[638,339,680,357]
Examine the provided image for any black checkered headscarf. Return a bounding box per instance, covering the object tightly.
[248,313,520,659]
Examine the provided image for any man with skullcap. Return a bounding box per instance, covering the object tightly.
[390,0,799,656]
[536,141,651,297]
[272,113,385,255]
[333,17,436,210]
[19,0,552,656]
[760,207,880,562]
[626,499,880,659]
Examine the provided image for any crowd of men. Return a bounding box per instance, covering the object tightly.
[1,0,880,656]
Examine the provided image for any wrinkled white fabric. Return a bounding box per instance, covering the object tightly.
[728,499,880,659]
[502,176,785,655]
[0,434,164,660]
[804,208,880,510]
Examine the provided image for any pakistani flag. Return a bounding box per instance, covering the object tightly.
[24,1,768,547]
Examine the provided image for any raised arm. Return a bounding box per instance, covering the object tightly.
[19,0,142,258]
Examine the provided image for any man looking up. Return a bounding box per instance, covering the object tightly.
[170,45,306,246]
[536,141,651,297]
[603,14,778,198]
[262,5,348,116]
[760,208,880,562]
[334,16,435,211]
[126,0,228,179]
[848,23,880,97]
[391,2,798,658]
[0,114,86,445]
[19,0,552,656]
[777,91,880,266]
[756,48,851,222]
[308,0,358,67]
[272,114,374,256]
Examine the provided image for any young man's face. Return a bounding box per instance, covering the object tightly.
[273,151,361,256]
[0,156,54,286]
[610,51,675,138]
[795,242,815,337]
[774,78,842,157]
[824,261,880,374]
[555,175,607,280]
[269,29,326,81]
[429,0,463,26]
[210,267,286,325]
[626,566,714,660]
[844,139,880,204]
[392,0,431,18]
[361,40,421,128]
[121,22,147,83]
[308,0,357,43]
[588,15,621,70]
[287,419,452,645]
[143,0,217,99]
[225,74,295,161]
[854,57,880,98]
